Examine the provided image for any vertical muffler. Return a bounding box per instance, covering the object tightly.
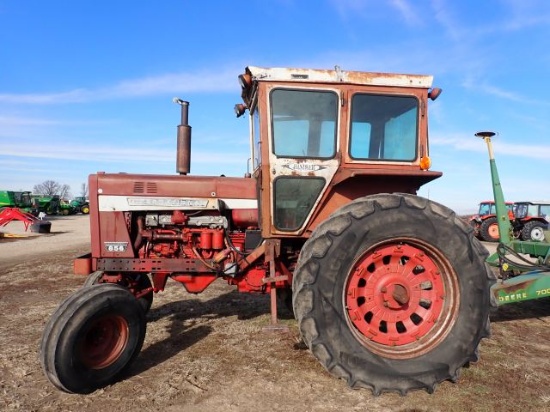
[174,98,191,175]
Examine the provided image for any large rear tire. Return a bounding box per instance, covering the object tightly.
[480,216,499,242]
[40,284,147,394]
[520,220,546,241]
[292,194,494,395]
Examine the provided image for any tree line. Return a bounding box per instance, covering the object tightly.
[33,180,88,199]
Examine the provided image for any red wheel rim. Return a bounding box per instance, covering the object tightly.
[344,240,459,359]
[488,224,499,239]
[78,315,129,369]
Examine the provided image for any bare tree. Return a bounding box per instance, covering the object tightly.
[34,180,72,199]
[59,184,71,199]
[34,180,60,196]
[79,183,88,198]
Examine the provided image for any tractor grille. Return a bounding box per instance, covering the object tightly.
[133,182,158,194]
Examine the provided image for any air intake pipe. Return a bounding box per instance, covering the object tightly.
[174,98,191,175]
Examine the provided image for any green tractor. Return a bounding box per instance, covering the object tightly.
[32,195,78,215]
[32,195,60,215]
[69,196,90,214]
[476,131,550,304]
[59,200,78,215]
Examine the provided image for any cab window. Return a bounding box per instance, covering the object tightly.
[349,94,418,161]
[270,89,338,159]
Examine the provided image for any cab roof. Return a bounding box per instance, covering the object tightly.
[245,65,433,88]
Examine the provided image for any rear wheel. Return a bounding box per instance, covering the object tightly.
[292,194,494,395]
[521,220,546,241]
[40,284,146,394]
[469,219,481,239]
[480,216,499,242]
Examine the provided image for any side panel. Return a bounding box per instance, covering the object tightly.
[88,173,258,263]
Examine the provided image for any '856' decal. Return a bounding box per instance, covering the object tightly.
[104,242,128,252]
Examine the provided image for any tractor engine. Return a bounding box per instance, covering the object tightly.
[129,207,271,293]
[84,169,270,294]
[135,209,242,273]
[139,211,228,257]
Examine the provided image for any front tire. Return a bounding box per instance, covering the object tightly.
[292,194,494,395]
[40,284,147,394]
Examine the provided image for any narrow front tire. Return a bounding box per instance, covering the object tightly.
[40,284,147,394]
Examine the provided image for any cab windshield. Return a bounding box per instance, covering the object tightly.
[349,94,418,161]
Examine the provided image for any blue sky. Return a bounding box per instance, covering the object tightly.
[1,0,549,214]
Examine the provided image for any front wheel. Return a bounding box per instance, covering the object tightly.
[292,194,494,395]
[40,284,146,394]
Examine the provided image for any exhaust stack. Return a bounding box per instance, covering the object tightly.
[174,98,191,175]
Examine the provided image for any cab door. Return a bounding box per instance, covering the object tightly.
[261,86,341,236]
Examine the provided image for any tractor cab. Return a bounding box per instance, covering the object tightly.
[237,66,443,238]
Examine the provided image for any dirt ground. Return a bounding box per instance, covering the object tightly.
[1,215,549,412]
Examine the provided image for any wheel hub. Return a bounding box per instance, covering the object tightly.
[380,276,410,310]
[345,243,447,348]
[381,282,410,308]
[532,227,545,241]
[80,315,129,369]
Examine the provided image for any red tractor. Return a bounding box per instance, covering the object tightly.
[40,66,493,395]
[512,201,550,241]
[470,200,514,242]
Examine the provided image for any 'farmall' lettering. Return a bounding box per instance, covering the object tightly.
[127,198,209,208]
[284,163,326,172]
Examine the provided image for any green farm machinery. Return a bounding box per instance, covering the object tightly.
[32,195,77,215]
[0,190,33,212]
[0,190,52,233]
[477,131,550,304]
[69,196,90,214]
